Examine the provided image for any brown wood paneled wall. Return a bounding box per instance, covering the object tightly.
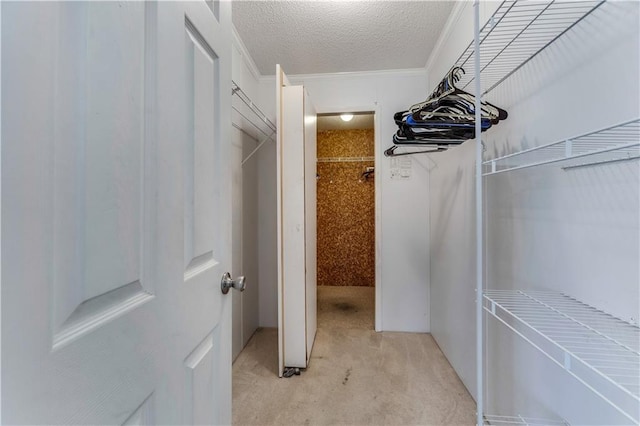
[317,129,375,287]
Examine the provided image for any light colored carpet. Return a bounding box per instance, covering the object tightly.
[317,286,375,330]
[232,286,476,425]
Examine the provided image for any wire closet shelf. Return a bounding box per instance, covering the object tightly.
[455,0,604,96]
[483,414,568,426]
[465,1,636,424]
[482,119,640,175]
[231,81,276,165]
[484,290,640,423]
[232,81,276,137]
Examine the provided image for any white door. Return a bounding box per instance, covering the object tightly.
[1,1,233,424]
[276,65,317,377]
[303,89,318,366]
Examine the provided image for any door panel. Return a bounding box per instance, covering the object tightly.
[50,2,154,350]
[276,65,291,378]
[2,1,232,424]
[303,92,317,362]
[276,66,318,375]
[80,2,146,302]
[184,327,220,425]
[178,11,227,424]
[123,394,155,426]
[184,19,218,280]
[282,85,307,368]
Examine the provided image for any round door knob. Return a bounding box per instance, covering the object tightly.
[221,272,246,294]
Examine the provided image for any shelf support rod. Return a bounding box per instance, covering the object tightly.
[241,129,275,166]
[562,154,640,170]
[474,1,483,425]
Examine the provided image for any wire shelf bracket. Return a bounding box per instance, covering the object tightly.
[484,290,640,424]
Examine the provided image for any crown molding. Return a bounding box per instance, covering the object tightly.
[425,1,470,72]
[259,67,427,83]
[232,24,262,81]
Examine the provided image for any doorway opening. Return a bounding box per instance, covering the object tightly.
[316,112,376,331]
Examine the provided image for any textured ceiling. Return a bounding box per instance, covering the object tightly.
[232,1,455,75]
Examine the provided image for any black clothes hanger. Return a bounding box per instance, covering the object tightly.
[384,144,449,157]
[408,67,508,123]
[386,66,508,156]
[361,168,375,180]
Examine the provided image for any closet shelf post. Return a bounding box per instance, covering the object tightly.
[473,1,483,425]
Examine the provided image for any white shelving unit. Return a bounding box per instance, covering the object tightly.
[232,81,276,137]
[231,81,277,165]
[464,1,639,424]
[484,414,568,426]
[457,0,604,96]
[484,290,640,423]
[483,119,640,175]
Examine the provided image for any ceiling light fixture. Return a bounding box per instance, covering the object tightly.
[340,113,354,122]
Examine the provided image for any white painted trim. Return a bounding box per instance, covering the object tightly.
[275,65,285,378]
[0,1,3,417]
[260,67,427,83]
[425,0,470,73]
[232,24,262,81]
[314,105,375,115]
[313,103,383,332]
[373,104,382,333]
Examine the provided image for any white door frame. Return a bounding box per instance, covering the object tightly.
[314,104,382,332]
[0,1,3,416]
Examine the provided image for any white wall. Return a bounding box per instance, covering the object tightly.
[258,69,432,332]
[428,2,640,424]
[228,28,282,331]
[426,0,499,403]
[231,30,264,358]
[256,137,279,328]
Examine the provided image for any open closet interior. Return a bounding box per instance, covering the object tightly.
[231,80,276,360]
[229,1,639,424]
[316,113,376,330]
[6,0,638,424]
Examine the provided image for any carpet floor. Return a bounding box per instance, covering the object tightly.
[232,286,476,425]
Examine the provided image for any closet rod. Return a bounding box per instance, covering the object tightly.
[317,156,374,163]
[233,106,274,139]
[561,154,640,171]
[232,80,276,132]
[231,80,277,166]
